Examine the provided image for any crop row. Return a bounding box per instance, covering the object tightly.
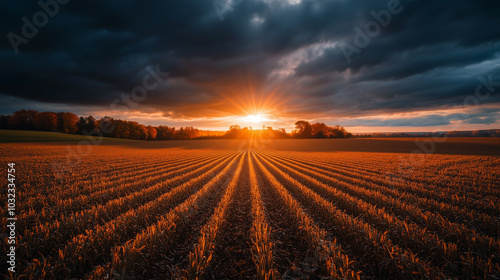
[19,152,244,279]
[263,151,500,235]
[256,151,498,278]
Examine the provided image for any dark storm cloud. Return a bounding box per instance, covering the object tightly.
[1,0,500,122]
[335,107,500,127]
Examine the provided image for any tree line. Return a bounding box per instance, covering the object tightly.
[292,120,352,138]
[0,109,351,140]
[0,109,80,133]
[0,109,200,140]
[221,121,351,139]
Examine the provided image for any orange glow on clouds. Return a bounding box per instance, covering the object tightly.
[86,91,500,133]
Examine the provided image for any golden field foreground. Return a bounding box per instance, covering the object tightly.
[1,138,499,279]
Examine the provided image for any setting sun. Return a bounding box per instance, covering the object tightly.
[243,114,268,124]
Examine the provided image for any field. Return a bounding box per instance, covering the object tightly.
[1,137,499,279]
[0,129,134,143]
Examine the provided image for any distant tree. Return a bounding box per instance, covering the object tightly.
[77,116,97,134]
[9,109,38,130]
[58,112,79,133]
[97,117,115,137]
[315,130,327,138]
[273,128,290,139]
[113,119,130,139]
[77,117,86,133]
[0,115,9,129]
[128,122,147,140]
[241,127,251,137]
[136,124,148,140]
[229,125,241,132]
[294,120,312,138]
[34,112,58,131]
[329,125,348,138]
[312,122,329,138]
[146,126,157,140]
[223,125,244,139]
[174,127,199,140]
[156,126,175,140]
[184,126,199,139]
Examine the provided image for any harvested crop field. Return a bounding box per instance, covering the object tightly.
[1,138,499,279]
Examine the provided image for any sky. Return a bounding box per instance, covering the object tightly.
[1,0,500,133]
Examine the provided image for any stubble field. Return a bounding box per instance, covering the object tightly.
[1,138,499,279]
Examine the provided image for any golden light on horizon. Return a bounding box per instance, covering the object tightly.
[237,113,273,128]
[243,114,269,123]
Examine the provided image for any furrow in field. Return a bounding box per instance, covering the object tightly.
[262,151,500,236]
[319,154,500,198]
[20,151,225,215]
[51,154,168,186]
[16,151,237,263]
[10,151,224,238]
[270,151,489,199]
[248,153,278,280]
[15,152,204,225]
[20,151,243,279]
[257,151,498,278]
[253,151,446,279]
[277,152,500,216]
[61,152,194,179]
[202,154,257,279]
[260,151,500,240]
[17,151,232,230]
[18,151,203,211]
[22,151,231,225]
[252,151,362,280]
[87,151,245,280]
[178,151,247,279]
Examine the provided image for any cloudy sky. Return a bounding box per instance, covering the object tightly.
[1,0,500,132]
